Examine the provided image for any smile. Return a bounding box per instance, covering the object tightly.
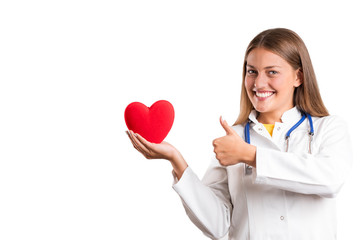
[254,91,275,98]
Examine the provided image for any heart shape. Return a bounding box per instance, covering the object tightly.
[124,100,175,143]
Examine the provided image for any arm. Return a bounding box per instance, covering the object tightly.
[127,130,231,239]
[173,160,232,239]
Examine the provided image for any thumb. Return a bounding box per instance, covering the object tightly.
[220,116,236,135]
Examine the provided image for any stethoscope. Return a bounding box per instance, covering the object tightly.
[244,112,314,175]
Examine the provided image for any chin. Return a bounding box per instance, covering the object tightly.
[253,104,271,113]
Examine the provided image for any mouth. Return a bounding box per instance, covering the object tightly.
[254,91,275,100]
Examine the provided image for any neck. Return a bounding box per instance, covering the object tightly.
[257,111,283,124]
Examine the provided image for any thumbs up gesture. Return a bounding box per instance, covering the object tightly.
[212,116,256,167]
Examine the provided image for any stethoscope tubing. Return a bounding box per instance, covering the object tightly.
[243,112,314,175]
[244,112,314,153]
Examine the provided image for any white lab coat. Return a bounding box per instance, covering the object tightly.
[172,107,352,240]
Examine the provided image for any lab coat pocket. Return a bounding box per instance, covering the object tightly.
[286,129,311,154]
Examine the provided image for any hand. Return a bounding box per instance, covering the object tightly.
[126,130,188,179]
[126,130,177,160]
[212,116,256,167]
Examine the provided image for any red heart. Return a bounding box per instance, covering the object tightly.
[124,100,175,143]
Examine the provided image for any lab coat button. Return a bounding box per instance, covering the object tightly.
[277,127,281,131]
[258,128,263,131]
[280,216,284,220]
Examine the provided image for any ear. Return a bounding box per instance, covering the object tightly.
[294,68,303,87]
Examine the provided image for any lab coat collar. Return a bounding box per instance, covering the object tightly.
[248,107,303,125]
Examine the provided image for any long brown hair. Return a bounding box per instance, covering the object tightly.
[234,28,329,125]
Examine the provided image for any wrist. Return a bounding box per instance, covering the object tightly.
[244,145,256,167]
[169,151,188,179]
[168,148,181,162]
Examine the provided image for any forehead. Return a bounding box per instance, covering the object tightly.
[246,48,289,68]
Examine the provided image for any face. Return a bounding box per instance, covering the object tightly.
[245,48,302,122]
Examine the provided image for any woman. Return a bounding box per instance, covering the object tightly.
[126,28,352,240]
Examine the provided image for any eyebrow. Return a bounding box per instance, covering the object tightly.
[246,64,282,69]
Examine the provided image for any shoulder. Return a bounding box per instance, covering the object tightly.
[312,115,350,142]
[313,114,348,129]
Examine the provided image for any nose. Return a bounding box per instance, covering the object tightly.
[254,72,268,88]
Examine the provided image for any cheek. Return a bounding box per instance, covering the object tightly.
[270,77,296,99]
[269,77,288,91]
[244,77,254,90]
[244,78,254,98]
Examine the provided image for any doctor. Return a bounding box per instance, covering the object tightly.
[126,28,352,240]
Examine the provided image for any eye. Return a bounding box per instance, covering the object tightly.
[268,70,278,75]
[247,69,257,75]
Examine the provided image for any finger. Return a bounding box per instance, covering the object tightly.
[134,133,153,149]
[126,130,138,148]
[215,152,222,162]
[212,138,218,147]
[127,130,143,152]
[129,131,150,155]
[213,147,218,155]
[129,131,145,149]
[219,116,236,135]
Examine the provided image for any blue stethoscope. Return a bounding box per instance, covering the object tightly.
[244,112,314,175]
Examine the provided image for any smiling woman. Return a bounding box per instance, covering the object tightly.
[126,28,352,240]
[244,48,303,124]
[235,28,329,125]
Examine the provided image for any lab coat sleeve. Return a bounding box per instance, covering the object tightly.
[254,116,352,198]
[172,160,232,239]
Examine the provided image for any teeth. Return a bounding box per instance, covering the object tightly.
[256,91,274,98]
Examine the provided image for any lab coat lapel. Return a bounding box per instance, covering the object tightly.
[247,107,303,151]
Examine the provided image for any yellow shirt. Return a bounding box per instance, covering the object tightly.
[263,124,275,136]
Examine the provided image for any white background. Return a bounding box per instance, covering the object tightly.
[1,0,359,239]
